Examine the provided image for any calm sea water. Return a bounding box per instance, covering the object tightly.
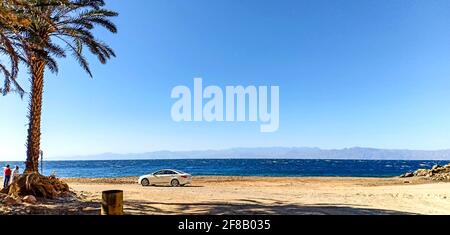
[1,159,449,178]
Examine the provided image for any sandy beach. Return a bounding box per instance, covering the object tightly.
[52,176,449,215]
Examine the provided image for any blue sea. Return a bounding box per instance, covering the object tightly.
[1,159,449,178]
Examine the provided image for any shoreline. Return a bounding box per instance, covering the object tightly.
[61,175,442,186]
[61,175,429,184]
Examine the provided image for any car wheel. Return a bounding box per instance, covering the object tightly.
[171,179,180,187]
[141,178,150,187]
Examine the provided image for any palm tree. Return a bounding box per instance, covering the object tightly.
[0,0,117,197]
[10,0,118,173]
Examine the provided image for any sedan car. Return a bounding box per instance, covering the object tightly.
[138,169,192,187]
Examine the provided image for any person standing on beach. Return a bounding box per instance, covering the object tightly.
[10,166,20,185]
[3,165,12,188]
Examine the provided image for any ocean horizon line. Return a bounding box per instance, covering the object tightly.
[45,146,450,161]
[3,158,450,162]
[45,158,450,162]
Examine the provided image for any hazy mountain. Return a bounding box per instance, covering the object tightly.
[50,147,450,161]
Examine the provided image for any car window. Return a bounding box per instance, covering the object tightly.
[154,170,164,175]
[165,170,177,174]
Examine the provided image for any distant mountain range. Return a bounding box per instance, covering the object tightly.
[50,147,450,161]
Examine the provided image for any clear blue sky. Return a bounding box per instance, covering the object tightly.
[1,0,450,160]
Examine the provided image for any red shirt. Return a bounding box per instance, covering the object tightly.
[4,168,11,176]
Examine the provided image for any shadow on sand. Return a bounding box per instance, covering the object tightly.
[23,197,415,215]
[123,199,416,215]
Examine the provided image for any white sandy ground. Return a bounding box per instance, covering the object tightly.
[62,177,450,215]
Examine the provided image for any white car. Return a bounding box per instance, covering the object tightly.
[138,169,192,187]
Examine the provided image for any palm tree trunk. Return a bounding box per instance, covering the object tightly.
[25,58,46,173]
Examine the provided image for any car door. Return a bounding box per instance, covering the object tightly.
[161,170,175,184]
[166,170,177,182]
[152,170,166,184]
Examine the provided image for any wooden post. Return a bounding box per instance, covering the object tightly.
[101,190,123,215]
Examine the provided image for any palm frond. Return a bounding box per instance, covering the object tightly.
[1,0,117,85]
